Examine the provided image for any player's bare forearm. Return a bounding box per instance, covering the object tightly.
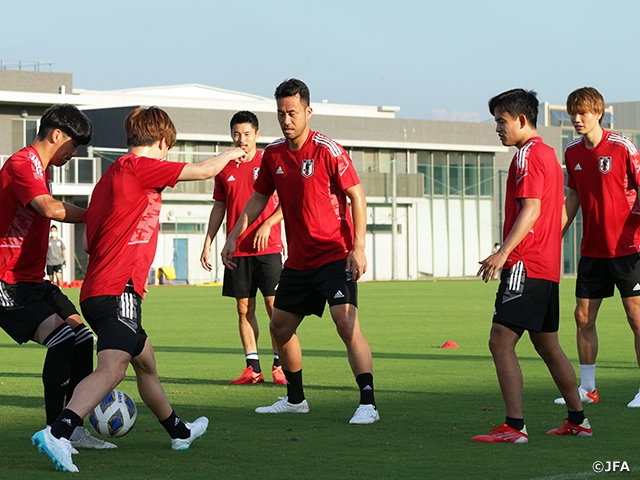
[178,147,246,181]
[201,202,225,271]
[253,206,282,251]
[345,184,367,281]
[562,188,580,236]
[477,198,540,283]
[222,192,269,268]
[30,195,85,223]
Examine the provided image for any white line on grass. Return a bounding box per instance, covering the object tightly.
[529,465,639,480]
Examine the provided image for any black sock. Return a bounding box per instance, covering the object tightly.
[567,410,585,425]
[246,354,261,373]
[66,325,94,406]
[160,410,191,439]
[273,353,281,368]
[505,416,525,431]
[42,324,75,425]
[51,408,82,440]
[356,373,376,406]
[284,369,305,404]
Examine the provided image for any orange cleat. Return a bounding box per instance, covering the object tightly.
[471,424,528,443]
[272,365,287,385]
[229,366,264,385]
[547,418,592,436]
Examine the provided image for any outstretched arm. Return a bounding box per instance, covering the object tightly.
[30,195,85,223]
[178,148,246,181]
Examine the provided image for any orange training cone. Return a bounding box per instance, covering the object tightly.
[440,340,459,349]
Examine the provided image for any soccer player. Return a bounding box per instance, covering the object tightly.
[32,106,246,472]
[47,225,66,286]
[472,89,592,443]
[0,104,115,450]
[222,78,379,425]
[200,111,285,386]
[554,87,640,408]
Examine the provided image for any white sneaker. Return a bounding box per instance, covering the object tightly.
[627,388,640,408]
[31,426,79,473]
[349,404,380,425]
[70,427,117,449]
[171,417,209,450]
[255,396,309,414]
[554,387,599,405]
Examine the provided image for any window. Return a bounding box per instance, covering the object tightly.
[449,153,462,195]
[417,151,432,195]
[479,153,493,196]
[433,152,447,195]
[464,153,478,195]
[12,118,39,152]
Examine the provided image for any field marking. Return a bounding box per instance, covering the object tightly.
[529,465,639,480]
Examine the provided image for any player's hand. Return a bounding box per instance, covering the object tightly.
[253,223,271,252]
[200,248,212,272]
[228,147,247,166]
[221,238,238,270]
[477,250,507,283]
[346,246,366,282]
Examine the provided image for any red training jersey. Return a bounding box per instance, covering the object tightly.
[0,146,52,283]
[80,154,186,302]
[254,131,360,270]
[213,150,282,257]
[503,137,564,283]
[565,130,640,258]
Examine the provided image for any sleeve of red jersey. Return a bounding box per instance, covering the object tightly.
[11,159,50,207]
[514,150,544,200]
[331,149,361,191]
[564,150,576,190]
[253,151,275,197]
[213,174,226,202]
[628,143,640,189]
[134,156,187,190]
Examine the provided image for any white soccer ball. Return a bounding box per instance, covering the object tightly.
[88,389,137,438]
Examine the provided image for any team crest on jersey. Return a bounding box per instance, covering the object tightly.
[253,167,260,181]
[599,156,611,174]
[301,159,314,178]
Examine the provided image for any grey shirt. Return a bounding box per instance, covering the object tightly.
[47,237,66,266]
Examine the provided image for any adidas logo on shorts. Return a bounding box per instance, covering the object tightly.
[633,283,640,292]
[334,290,345,299]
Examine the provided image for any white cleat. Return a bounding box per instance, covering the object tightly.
[31,426,79,473]
[70,427,117,449]
[349,404,380,425]
[554,387,598,405]
[255,396,309,414]
[627,388,640,408]
[171,417,209,450]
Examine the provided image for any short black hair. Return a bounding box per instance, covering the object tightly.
[488,89,538,127]
[37,104,93,145]
[230,111,259,131]
[274,78,310,107]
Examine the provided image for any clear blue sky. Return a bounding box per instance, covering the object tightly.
[5,0,640,121]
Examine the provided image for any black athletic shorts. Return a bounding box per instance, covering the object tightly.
[0,280,79,344]
[576,254,640,299]
[80,284,147,358]
[46,264,63,275]
[492,261,559,337]
[222,253,282,299]
[274,259,358,317]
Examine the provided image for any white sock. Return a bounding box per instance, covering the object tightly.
[579,364,596,392]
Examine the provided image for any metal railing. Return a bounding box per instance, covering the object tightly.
[0,59,54,71]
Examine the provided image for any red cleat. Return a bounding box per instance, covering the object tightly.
[272,365,287,385]
[547,418,592,436]
[229,366,264,385]
[471,424,528,443]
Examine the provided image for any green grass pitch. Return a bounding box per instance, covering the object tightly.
[1,279,638,479]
